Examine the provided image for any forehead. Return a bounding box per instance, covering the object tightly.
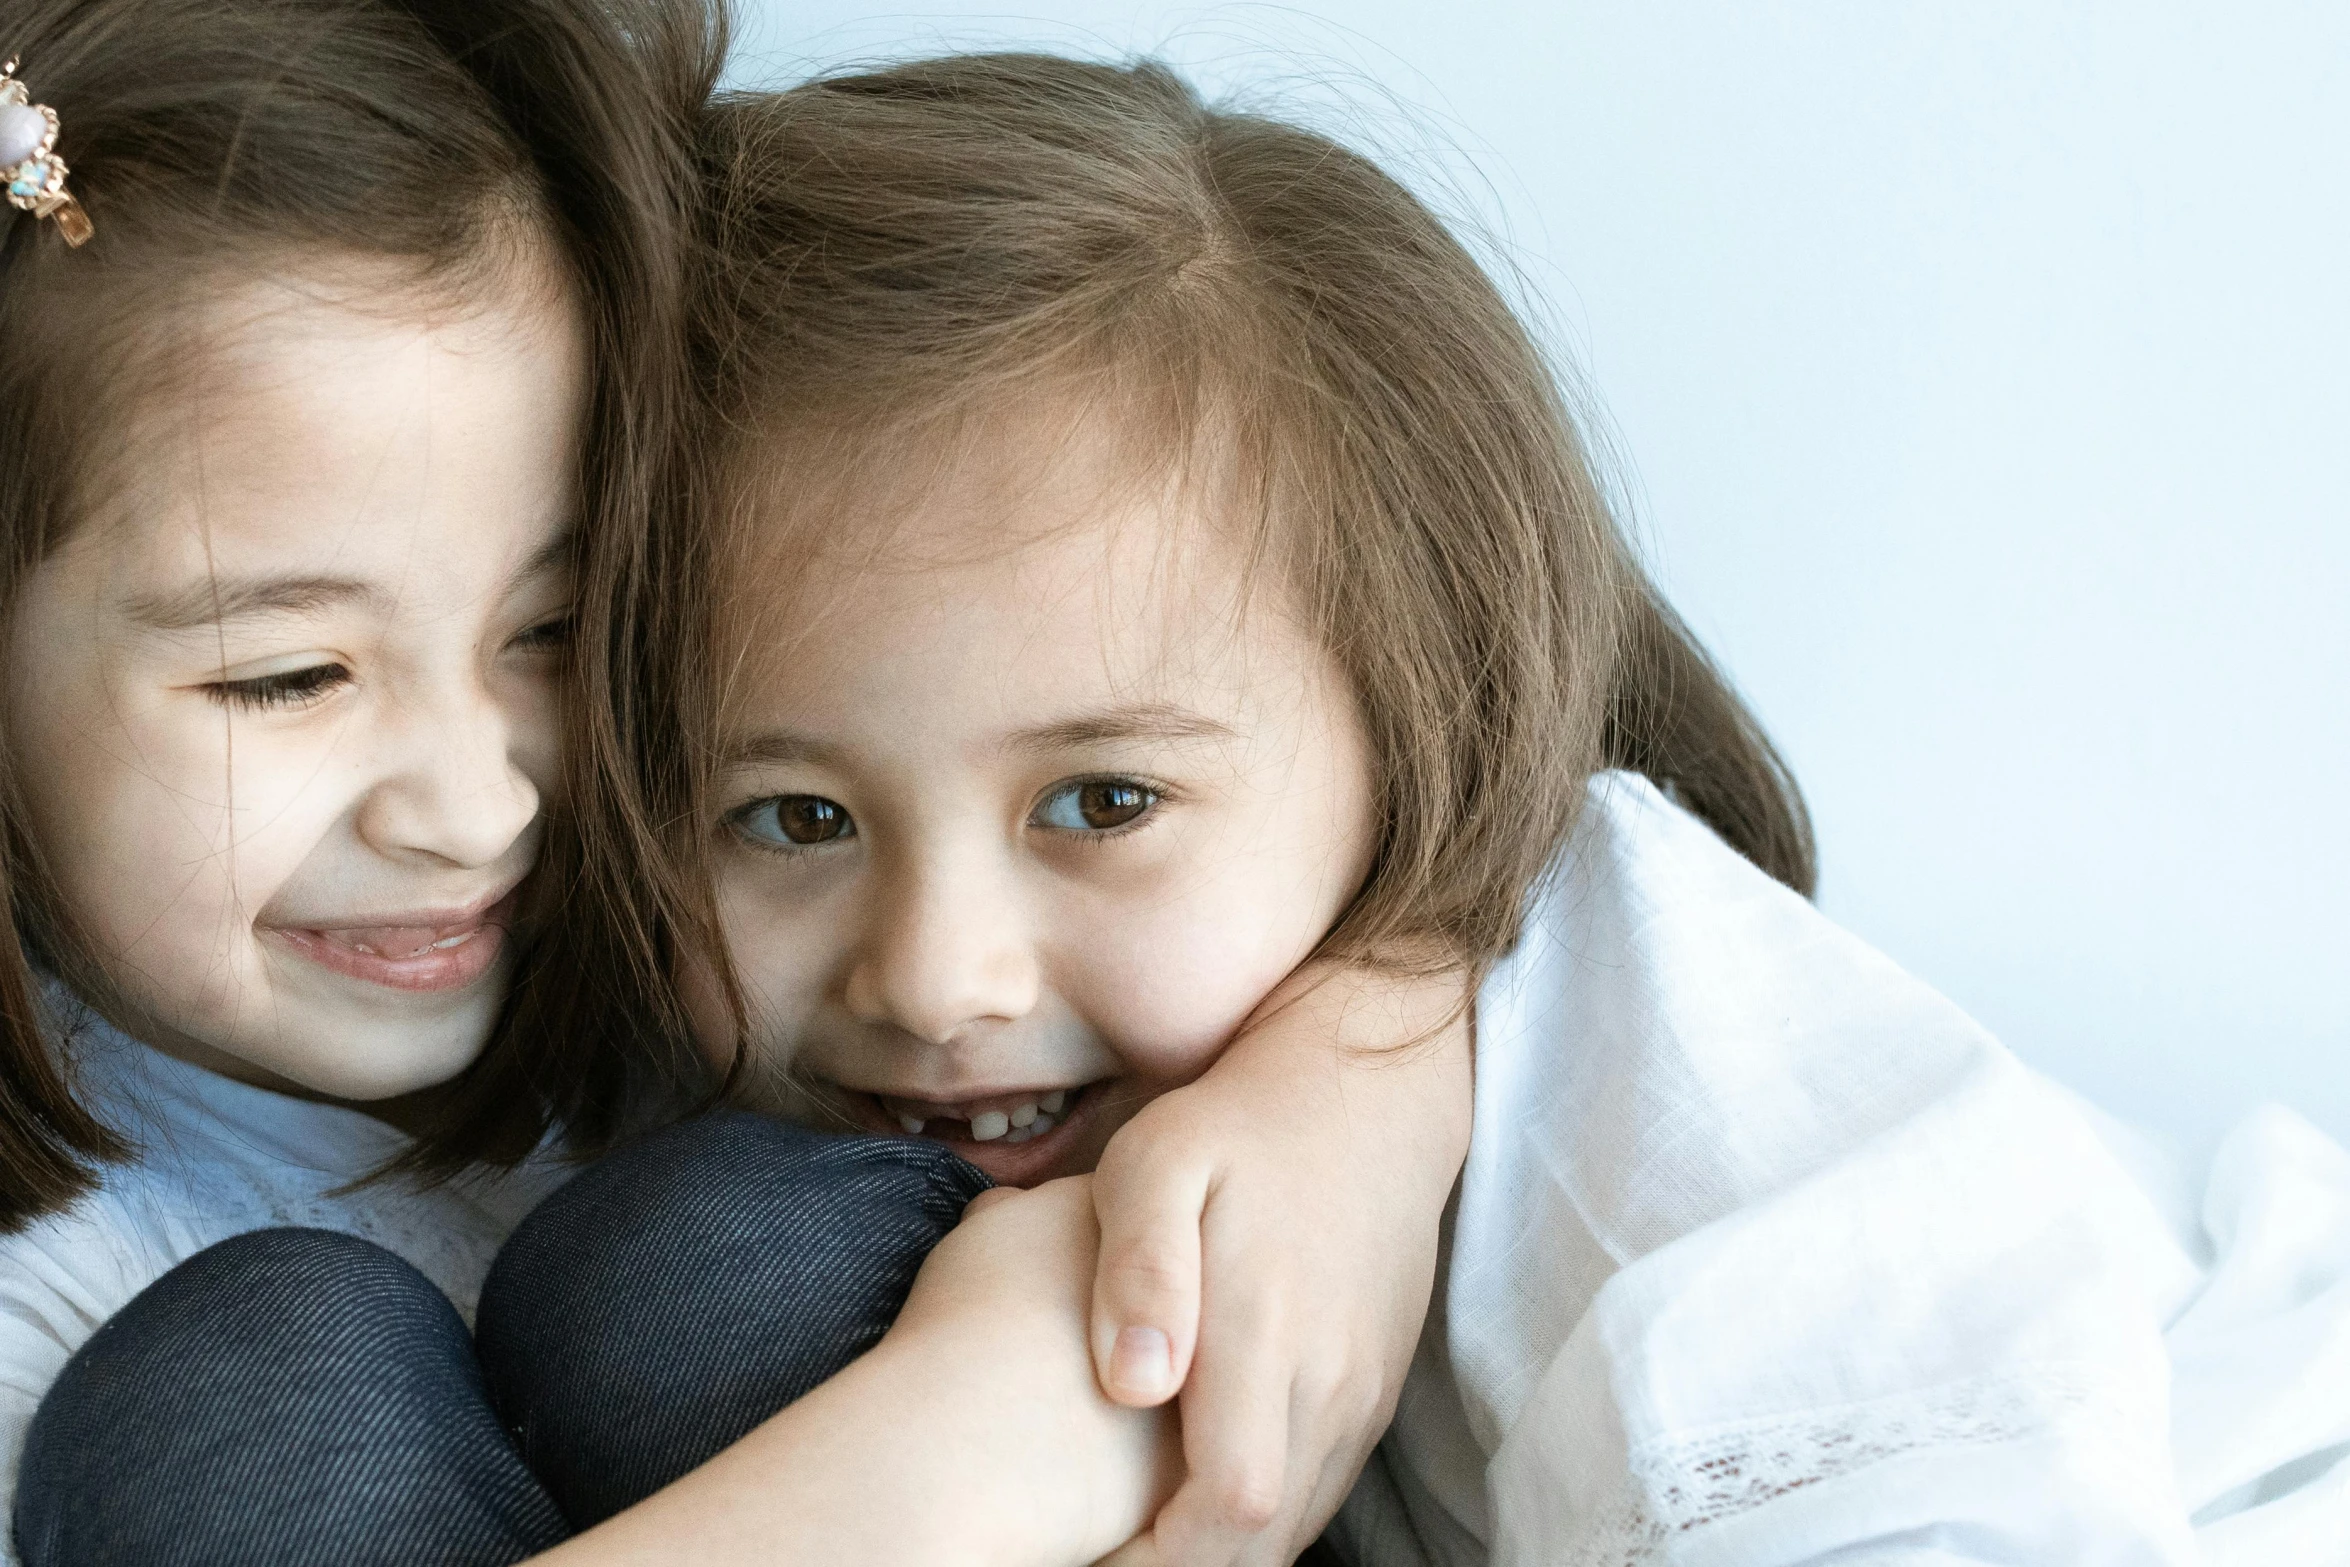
[80,265,583,591]
[724,405,1280,705]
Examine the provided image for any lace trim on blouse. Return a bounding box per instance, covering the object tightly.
[1561,1363,2171,1565]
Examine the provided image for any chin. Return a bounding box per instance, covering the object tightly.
[239,1005,496,1103]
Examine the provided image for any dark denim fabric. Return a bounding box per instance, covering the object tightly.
[13,1114,988,1565]
[477,1112,992,1526]
[13,1226,566,1567]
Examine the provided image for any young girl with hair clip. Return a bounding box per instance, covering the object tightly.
[533,50,2344,1567]
[0,8,1487,1564]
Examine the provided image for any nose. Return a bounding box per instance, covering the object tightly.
[352,683,541,870]
[842,843,1040,1047]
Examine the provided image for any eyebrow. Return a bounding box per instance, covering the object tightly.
[124,575,390,631]
[1002,703,1242,755]
[725,731,849,771]
[122,531,577,632]
[721,704,1239,773]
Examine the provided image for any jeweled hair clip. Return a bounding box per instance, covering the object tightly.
[0,57,92,247]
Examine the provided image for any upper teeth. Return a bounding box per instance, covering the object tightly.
[885,1091,1075,1145]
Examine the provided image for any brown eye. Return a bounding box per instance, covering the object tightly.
[1033,778,1158,833]
[1081,782,1151,828]
[737,794,856,848]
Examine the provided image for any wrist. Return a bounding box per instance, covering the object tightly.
[877,1313,1177,1567]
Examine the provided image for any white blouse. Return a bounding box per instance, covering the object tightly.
[1331,772,2350,1566]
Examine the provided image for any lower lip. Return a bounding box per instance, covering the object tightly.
[267,894,517,994]
[859,1086,1100,1187]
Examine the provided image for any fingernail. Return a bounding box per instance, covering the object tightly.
[1110,1325,1172,1397]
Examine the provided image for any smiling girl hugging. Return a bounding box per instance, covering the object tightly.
[0,0,712,1556]
[535,52,2343,1566]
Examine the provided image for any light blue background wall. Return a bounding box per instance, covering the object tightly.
[724,2,2350,1151]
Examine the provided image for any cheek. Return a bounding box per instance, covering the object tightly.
[57,728,329,952]
[1052,861,1334,1085]
[6,554,354,969]
[25,702,217,909]
[707,862,845,1066]
[1062,721,1374,1083]
[26,702,370,987]
[675,947,735,1072]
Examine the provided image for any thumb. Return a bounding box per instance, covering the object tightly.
[1089,1140,1212,1407]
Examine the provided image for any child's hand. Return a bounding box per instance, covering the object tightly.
[895,1178,1184,1567]
[1086,965,1473,1567]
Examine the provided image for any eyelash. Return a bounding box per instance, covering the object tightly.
[197,614,569,714]
[1028,774,1173,843]
[512,614,574,653]
[203,663,350,712]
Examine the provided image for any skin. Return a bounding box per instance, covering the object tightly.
[696,404,1472,1565]
[5,262,580,1105]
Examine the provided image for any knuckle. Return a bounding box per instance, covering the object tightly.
[1346,1379,1395,1435]
[1325,1362,1388,1422]
[1114,1095,1216,1159]
[1208,1464,1285,1532]
[1095,1131,1209,1208]
[1284,1347,1363,1417]
[1104,1243,1195,1301]
[1289,1352,1346,1403]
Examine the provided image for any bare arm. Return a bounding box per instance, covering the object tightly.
[534,1177,1180,1567]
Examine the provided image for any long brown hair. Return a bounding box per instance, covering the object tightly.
[653,51,1813,1056]
[0,0,720,1227]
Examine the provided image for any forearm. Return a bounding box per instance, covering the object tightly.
[536,1180,1178,1567]
[1222,959,1473,1189]
[534,1337,1167,1566]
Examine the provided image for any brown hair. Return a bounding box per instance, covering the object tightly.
[651,52,1813,1055]
[0,0,720,1228]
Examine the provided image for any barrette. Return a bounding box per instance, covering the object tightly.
[0,57,92,246]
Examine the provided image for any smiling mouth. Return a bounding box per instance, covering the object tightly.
[321,919,493,959]
[267,890,520,993]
